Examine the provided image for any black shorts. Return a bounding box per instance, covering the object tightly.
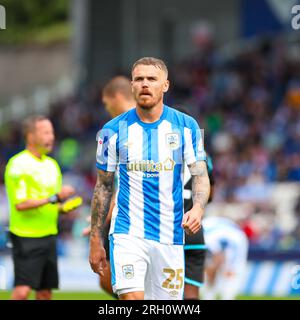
[10,232,59,290]
[103,223,110,260]
[184,228,206,287]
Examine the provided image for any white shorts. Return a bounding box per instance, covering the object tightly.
[110,234,184,300]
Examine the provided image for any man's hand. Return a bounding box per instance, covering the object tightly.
[57,185,75,201]
[82,216,91,236]
[82,226,91,237]
[182,204,204,235]
[89,239,107,276]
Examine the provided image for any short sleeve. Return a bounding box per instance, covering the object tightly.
[53,160,62,192]
[183,117,206,165]
[96,126,118,172]
[5,161,28,204]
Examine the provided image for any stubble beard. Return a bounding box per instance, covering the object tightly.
[136,95,162,110]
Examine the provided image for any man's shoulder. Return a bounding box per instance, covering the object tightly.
[5,150,29,177]
[6,150,28,167]
[165,106,199,129]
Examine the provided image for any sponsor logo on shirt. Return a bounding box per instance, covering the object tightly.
[127,157,176,173]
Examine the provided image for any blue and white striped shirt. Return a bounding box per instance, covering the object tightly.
[96,105,206,245]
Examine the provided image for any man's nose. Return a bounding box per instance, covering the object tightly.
[141,79,149,87]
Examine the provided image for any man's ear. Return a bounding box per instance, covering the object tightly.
[115,92,123,101]
[163,80,170,93]
[26,132,34,144]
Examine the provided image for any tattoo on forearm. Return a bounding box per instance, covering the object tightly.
[90,170,114,239]
[188,161,210,210]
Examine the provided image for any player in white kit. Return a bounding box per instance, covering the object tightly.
[89,57,211,300]
[202,216,249,300]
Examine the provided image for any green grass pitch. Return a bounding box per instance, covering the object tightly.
[0,291,300,300]
[0,291,114,300]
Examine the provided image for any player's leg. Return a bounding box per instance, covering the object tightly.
[10,233,43,300]
[202,283,218,300]
[110,234,149,300]
[184,284,200,300]
[37,235,58,300]
[119,291,144,300]
[11,285,31,300]
[99,223,117,297]
[100,261,114,295]
[202,251,224,300]
[219,235,248,300]
[36,289,52,300]
[147,241,184,300]
[217,271,241,300]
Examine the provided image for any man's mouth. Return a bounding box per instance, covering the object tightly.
[140,92,152,97]
[45,143,53,149]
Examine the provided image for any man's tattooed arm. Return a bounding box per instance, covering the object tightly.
[188,160,210,210]
[89,169,114,274]
[90,169,115,240]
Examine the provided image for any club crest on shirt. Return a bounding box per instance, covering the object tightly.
[166,133,179,150]
[122,264,134,279]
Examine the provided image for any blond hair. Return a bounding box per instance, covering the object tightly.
[131,57,168,78]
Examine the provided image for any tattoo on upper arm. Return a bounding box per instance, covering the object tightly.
[188,161,210,210]
[90,170,114,238]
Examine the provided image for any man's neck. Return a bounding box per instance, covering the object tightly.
[136,101,164,123]
[26,146,42,159]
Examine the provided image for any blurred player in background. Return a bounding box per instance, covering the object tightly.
[89,57,210,300]
[202,216,249,300]
[102,76,136,119]
[82,76,135,296]
[175,106,214,300]
[183,154,214,300]
[4,115,80,300]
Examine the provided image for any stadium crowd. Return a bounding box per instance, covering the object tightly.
[1,36,300,254]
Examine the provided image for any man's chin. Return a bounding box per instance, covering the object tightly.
[139,104,154,110]
[43,146,53,154]
[137,100,155,109]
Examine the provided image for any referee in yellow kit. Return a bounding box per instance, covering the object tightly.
[5,115,78,300]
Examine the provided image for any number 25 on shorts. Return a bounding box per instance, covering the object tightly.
[162,268,183,290]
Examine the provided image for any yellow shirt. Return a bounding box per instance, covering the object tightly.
[4,150,62,237]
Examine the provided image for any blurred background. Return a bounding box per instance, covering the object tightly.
[1,0,300,299]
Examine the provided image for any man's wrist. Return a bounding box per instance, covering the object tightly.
[193,203,205,211]
[48,194,60,204]
[90,233,103,246]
